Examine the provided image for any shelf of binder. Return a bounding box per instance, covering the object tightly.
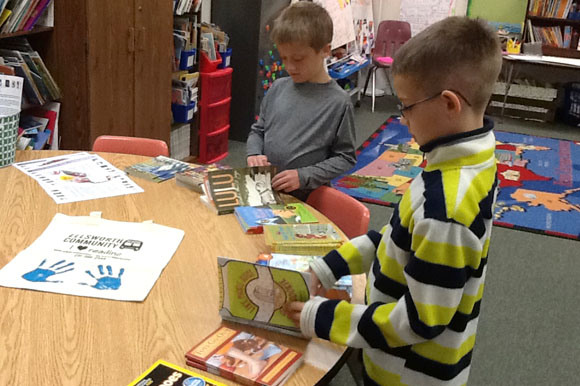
[171,101,196,123]
[179,48,196,71]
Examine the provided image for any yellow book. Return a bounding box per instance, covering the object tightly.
[0,9,12,28]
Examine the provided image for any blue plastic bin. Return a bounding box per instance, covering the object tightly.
[218,48,232,69]
[172,101,196,123]
[179,49,196,71]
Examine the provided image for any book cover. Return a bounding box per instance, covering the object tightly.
[218,257,309,335]
[185,326,303,386]
[263,224,344,255]
[234,203,318,234]
[125,156,194,182]
[206,166,282,215]
[175,163,230,193]
[127,359,227,386]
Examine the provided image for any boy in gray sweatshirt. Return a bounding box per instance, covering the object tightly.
[246,2,356,200]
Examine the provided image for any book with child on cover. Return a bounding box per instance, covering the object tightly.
[218,257,310,336]
[128,359,226,386]
[234,203,318,234]
[185,326,303,386]
[206,166,283,215]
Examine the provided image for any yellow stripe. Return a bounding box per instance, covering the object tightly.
[363,352,403,386]
[455,166,496,226]
[412,234,482,269]
[329,301,354,345]
[398,189,413,228]
[412,334,476,365]
[376,249,407,285]
[442,168,461,218]
[415,302,457,327]
[482,238,490,257]
[424,148,495,172]
[372,303,409,348]
[337,242,363,274]
[457,283,484,315]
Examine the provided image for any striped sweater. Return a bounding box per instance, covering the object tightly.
[301,118,498,386]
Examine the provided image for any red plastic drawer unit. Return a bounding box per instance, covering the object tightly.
[200,67,233,105]
[198,125,229,164]
[200,97,231,135]
[200,50,222,73]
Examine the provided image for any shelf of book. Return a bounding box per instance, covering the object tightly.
[528,16,580,27]
[0,26,53,40]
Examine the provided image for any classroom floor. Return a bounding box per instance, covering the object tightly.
[223,94,580,386]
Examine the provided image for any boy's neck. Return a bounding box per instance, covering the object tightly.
[305,64,332,84]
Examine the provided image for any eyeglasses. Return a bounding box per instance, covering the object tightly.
[397,89,472,117]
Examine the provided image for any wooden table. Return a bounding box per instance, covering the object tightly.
[0,151,360,386]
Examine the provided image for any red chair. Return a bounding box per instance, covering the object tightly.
[306,186,370,239]
[92,135,169,157]
[362,20,412,112]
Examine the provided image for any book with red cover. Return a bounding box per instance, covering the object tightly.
[185,326,303,386]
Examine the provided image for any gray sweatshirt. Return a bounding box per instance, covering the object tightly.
[246,77,356,199]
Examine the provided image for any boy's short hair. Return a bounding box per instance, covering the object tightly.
[271,2,333,51]
[392,17,502,112]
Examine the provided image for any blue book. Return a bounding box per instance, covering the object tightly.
[234,203,318,234]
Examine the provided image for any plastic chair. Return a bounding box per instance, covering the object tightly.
[92,135,169,157]
[306,186,370,239]
[362,20,412,112]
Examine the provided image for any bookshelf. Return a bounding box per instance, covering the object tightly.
[0,26,53,40]
[525,0,580,58]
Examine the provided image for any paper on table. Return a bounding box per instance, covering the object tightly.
[12,152,144,203]
[0,213,185,302]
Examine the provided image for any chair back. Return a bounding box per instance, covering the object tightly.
[373,20,412,62]
[306,186,370,239]
[92,135,169,157]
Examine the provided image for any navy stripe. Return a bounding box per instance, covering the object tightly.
[406,349,473,381]
[448,300,481,333]
[372,258,408,299]
[470,177,498,238]
[323,250,350,279]
[358,302,410,359]
[367,230,382,248]
[389,206,412,252]
[422,170,448,222]
[405,293,445,339]
[405,254,470,289]
[314,300,341,340]
[362,368,382,386]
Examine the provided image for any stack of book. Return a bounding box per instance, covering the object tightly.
[129,359,226,386]
[176,162,229,193]
[202,166,282,215]
[185,325,303,386]
[263,224,345,255]
[125,156,197,183]
[0,37,61,106]
[234,203,318,234]
[0,0,53,33]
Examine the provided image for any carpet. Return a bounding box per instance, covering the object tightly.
[332,116,580,240]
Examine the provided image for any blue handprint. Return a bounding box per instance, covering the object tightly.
[80,265,124,290]
[22,259,75,283]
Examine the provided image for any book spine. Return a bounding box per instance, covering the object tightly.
[24,0,50,31]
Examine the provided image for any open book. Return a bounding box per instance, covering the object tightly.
[218,257,310,336]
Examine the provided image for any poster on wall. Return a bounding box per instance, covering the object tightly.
[400,0,468,35]
[315,0,356,49]
[351,0,374,55]
[0,213,185,301]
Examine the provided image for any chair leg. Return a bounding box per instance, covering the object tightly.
[362,66,373,99]
[346,348,364,386]
[371,67,376,112]
[385,68,395,96]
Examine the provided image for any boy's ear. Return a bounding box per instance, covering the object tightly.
[441,90,462,116]
[321,44,331,58]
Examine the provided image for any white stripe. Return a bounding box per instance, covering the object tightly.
[405,274,464,309]
[402,364,471,386]
[464,265,486,297]
[386,296,425,345]
[455,159,497,212]
[381,225,411,268]
[344,304,372,348]
[347,234,379,274]
[413,218,482,252]
[426,130,495,165]
[367,264,402,305]
[432,317,480,349]
[364,347,407,379]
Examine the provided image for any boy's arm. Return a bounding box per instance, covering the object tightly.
[302,219,484,352]
[297,102,356,190]
[310,228,384,290]
[247,82,277,157]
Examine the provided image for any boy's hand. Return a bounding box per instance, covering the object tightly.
[285,302,304,326]
[309,269,326,297]
[247,155,271,167]
[271,169,300,192]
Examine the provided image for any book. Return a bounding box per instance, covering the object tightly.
[124,156,194,182]
[263,224,344,255]
[206,166,282,215]
[128,359,227,386]
[185,326,303,386]
[175,163,230,194]
[234,203,318,234]
[218,256,310,336]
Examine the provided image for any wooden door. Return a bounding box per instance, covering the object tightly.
[134,0,172,146]
[87,0,136,147]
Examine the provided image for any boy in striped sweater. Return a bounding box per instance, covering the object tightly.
[287,17,502,386]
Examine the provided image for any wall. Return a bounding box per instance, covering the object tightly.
[467,0,527,25]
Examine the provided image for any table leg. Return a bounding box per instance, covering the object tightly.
[502,62,515,119]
